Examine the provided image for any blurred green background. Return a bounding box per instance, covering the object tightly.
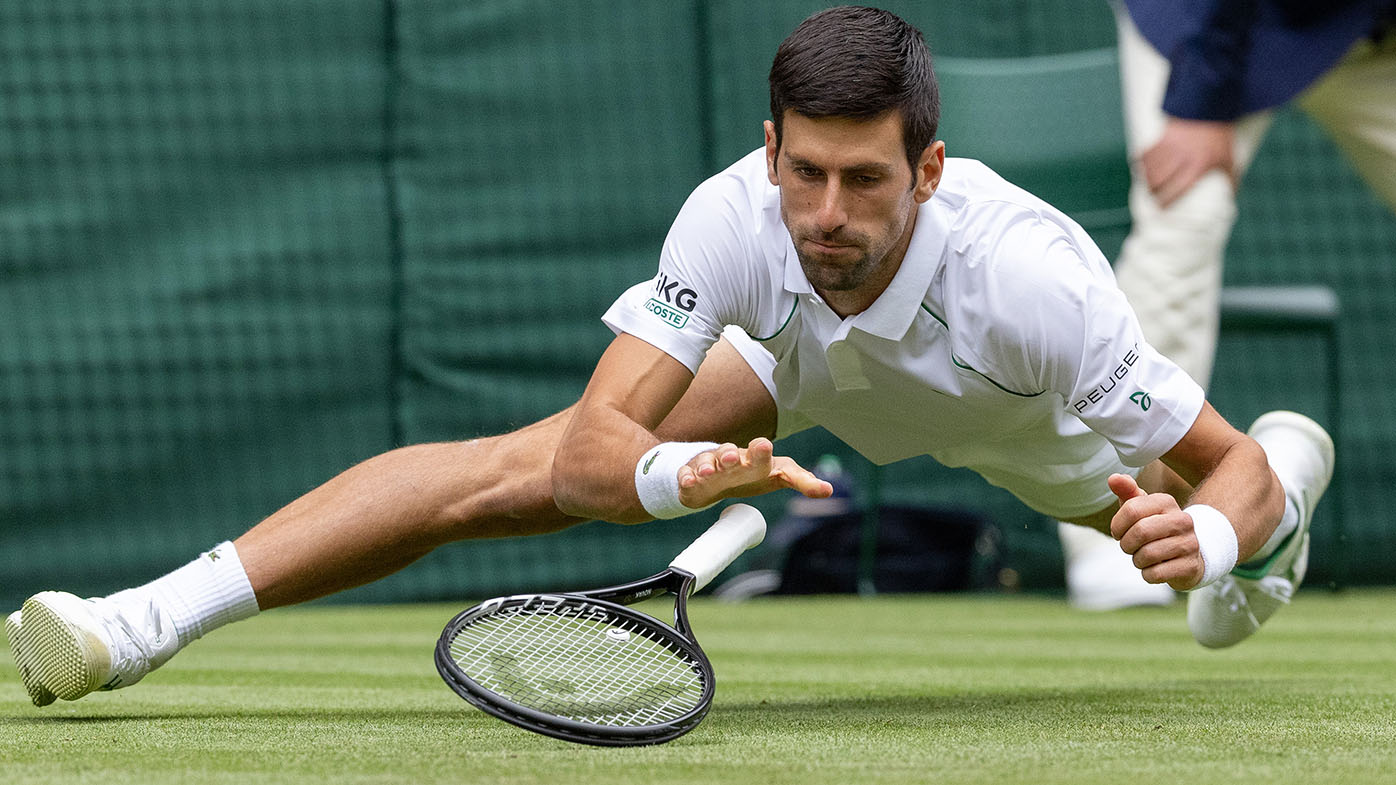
[3,1,1392,608]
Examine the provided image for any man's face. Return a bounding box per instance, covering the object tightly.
[766,110,942,315]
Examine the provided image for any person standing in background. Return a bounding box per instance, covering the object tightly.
[1062,0,1395,610]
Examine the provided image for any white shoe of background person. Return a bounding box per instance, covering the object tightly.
[1187,411,1335,648]
[6,591,181,703]
[1060,522,1177,611]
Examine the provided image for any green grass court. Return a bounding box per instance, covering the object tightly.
[4,590,1395,785]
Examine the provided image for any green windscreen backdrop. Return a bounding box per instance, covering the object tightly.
[3,1,1393,611]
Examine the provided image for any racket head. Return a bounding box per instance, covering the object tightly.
[435,589,714,746]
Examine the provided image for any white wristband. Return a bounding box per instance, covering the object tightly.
[1186,504,1239,589]
[634,441,720,519]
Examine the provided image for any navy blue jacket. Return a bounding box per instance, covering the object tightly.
[1124,0,1396,120]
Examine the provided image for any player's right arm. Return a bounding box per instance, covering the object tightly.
[551,332,829,524]
[552,332,695,524]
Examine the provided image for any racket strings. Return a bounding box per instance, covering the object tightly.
[449,604,706,728]
[458,614,698,724]
[454,614,698,726]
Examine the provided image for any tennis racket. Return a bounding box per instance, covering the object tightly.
[435,503,766,746]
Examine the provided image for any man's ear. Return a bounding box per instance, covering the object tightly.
[764,120,780,186]
[914,140,946,203]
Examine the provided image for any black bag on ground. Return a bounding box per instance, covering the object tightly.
[772,503,1001,594]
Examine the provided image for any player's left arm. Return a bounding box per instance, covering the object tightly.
[1109,400,1285,590]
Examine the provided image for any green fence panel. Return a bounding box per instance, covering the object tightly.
[339,1,723,604]
[2,2,1393,613]
[0,1,395,609]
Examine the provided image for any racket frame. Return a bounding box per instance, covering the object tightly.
[434,567,714,746]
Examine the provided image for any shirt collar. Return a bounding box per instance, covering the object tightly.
[855,202,946,340]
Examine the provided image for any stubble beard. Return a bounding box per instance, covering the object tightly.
[790,220,900,295]
[795,242,875,292]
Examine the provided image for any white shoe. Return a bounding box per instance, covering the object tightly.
[12,591,181,702]
[1187,411,1335,648]
[6,610,57,706]
[1063,527,1176,611]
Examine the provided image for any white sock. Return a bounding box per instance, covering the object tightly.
[107,541,261,650]
[1239,495,1299,568]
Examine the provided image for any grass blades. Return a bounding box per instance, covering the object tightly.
[3,590,1395,785]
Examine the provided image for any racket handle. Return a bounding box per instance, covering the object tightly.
[669,503,767,594]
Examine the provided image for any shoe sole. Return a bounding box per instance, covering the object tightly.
[5,611,57,707]
[19,593,111,702]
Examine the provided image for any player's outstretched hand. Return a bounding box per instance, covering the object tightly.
[1107,473,1205,591]
[676,438,833,510]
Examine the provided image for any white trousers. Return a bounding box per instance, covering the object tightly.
[1111,6,1396,387]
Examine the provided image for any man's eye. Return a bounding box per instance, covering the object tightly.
[854,175,880,185]
[795,167,822,178]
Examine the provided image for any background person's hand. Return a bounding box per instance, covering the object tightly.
[1139,117,1237,208]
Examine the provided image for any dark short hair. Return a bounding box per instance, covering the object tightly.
[768,6,939,175]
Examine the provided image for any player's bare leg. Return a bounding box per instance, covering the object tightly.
[6,337,781,705]
[241,336,780,609]
[237,413,584,610]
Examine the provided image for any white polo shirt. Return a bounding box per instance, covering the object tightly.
[602,148,1204,519]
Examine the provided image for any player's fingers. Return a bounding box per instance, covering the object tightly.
[677,462,696,488]
[679,453,829,508]
[1108,481,1161,541]
[684,441,779,499]
[1144,162,1175,199]
[1131,533,1196,571]
[770,460,832,497]
[689,446,725,479]
[717,443,743,468]
[1107,473,1144,504]
[1141,554,1205,590]
[769,456,834,498]
[686,443,742,483]
[745,437,775,463]
[1117,504,1192,554]
[1153,180,1183,209]
[730,438,773,473]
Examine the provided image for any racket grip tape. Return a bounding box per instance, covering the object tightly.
[669,503,767,593]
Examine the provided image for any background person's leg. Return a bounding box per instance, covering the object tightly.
[1059,6,1273,611]
[1297,33,1396,212]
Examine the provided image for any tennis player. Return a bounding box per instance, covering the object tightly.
[7,6,1333,708]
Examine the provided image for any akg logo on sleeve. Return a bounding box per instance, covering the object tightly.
[643,272,699,329]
